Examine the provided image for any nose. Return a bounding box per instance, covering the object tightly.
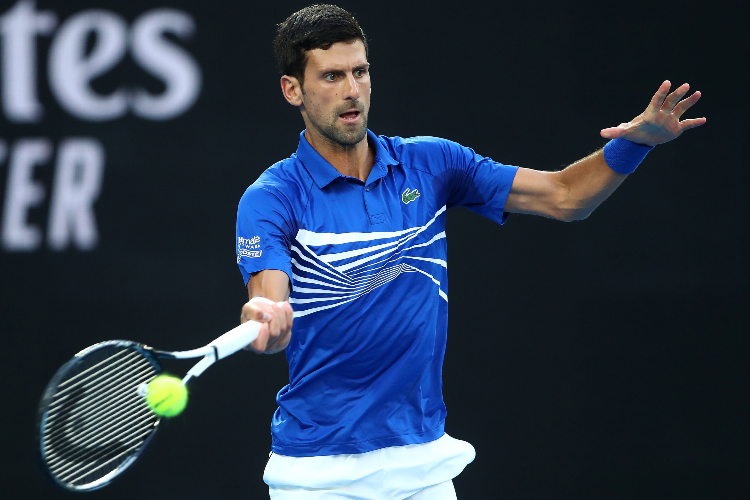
[344,73,360,100]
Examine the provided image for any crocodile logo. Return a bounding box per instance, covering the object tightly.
[401,187,421,205]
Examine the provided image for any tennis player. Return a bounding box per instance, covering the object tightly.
[236,5,705,499]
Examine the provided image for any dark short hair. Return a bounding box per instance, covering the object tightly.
[273,4,368,85]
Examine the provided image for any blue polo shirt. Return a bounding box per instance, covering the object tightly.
[236,130,518,457]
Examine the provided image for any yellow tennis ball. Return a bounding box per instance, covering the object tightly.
[145,375,187,417]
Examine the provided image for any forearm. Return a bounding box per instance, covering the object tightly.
[247,269,291,303]
[507,139,652,221]
[553,149,627,221]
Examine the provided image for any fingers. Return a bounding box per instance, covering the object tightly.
[263,301,293,353]
[273,301,294,348]
[247,323,270,352]
[242,299,294,354]
[600,122,630,139]
[282,301,294,327]
[662,83,690,112]
[648,80,672,111]
[671,90,701,118]
[266,302,283,339]
[600,127,622,139]
[240,299,271,323]
[605,81,705,146]
[679,117,707,130]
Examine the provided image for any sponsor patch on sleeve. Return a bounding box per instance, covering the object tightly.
[237,236,262,261]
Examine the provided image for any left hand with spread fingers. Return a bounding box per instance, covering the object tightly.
[600,80,706,147]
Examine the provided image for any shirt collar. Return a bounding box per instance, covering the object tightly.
[296,129,399,189]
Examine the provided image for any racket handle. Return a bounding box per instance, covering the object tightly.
[210,320,262,359]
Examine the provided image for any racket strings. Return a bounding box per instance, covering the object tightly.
[46,357,154,421]
[42,345,160,488]
[45,385,154,465]
[45,376,159,485]
[48,357,143,412]
[60,438,148,485]
[53,349,135,395]
[43,363,156,454]
[44,372,153,449]
[46,396,154,465]
[54,424,156,482]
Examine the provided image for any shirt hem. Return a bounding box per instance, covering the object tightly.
[270,422,445,457]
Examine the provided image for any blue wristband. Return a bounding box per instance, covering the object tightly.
[603,138,654,175]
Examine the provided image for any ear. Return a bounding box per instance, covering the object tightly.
[280,75,303,107]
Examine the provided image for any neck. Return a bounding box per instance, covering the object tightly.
[303,125,374,183]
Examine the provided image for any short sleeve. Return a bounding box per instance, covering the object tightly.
[442,139,519,224]
[236,185,295,286]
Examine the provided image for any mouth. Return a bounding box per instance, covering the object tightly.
[338,110,362,123]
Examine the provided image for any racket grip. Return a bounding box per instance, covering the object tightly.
[210,320,261,359]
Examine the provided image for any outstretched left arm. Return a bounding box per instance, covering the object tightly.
[505,81,706,221]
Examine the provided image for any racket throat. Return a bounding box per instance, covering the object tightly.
[181,347,219,385]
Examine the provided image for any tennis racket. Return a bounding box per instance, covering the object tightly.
[35,319,262,492]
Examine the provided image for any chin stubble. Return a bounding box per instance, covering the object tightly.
[321,109,367,148]
[303,93,368,148]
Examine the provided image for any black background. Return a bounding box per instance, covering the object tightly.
[1,0,747,498]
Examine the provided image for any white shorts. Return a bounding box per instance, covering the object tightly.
[264,433,475,499]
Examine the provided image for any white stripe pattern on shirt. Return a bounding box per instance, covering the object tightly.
[290,206,449,317]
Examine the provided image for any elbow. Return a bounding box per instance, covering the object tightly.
[556,207,594,222]
[550,184,594,222]
[532,173,599,222]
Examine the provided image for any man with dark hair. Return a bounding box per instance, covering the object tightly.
[272,3,368,86]
[236,4,704,499]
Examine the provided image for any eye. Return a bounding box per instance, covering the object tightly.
[324,73,336,82]
[354,69,366,78]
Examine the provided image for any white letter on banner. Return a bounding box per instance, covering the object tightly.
[130,9,201,120]
[48,10,128,121]
[2,138,52,251]
[0,0,57,122]
[47,138,105,250]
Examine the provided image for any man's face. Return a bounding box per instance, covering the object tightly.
[299,40,370,148]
